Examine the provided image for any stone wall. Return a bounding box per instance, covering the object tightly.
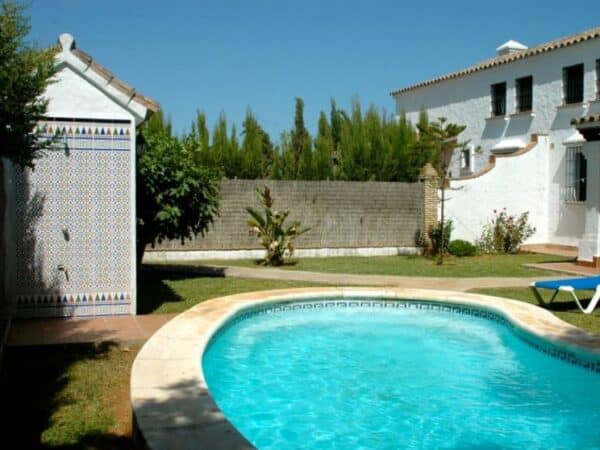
[150,179,428,253]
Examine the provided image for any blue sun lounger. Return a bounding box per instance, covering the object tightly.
[530,275,600,314]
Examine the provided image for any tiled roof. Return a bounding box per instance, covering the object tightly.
[571,114,600,126]
[58,33,159,115]
[70,48,159,113]
[390,27,600,96]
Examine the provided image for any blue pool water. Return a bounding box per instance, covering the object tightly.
[202,301,600,449]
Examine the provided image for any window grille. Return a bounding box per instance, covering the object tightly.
[491,82,506,116]
[565,146,586,202]
[563,64,584,104]
[516,76,533,112]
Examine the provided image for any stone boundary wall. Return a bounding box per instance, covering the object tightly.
[149,179,430,253]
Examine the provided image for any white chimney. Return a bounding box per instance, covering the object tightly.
[496,40,527,56]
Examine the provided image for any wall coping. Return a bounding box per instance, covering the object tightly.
[452,134,546,182]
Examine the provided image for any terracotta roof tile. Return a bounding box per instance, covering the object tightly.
[391,27,600,96]
[70,45,159,113]
[571,114,600,126]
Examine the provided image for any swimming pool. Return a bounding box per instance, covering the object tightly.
[203,299,600,449]
[131,288,600,450]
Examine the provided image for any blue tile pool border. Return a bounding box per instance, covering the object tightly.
[205,298,600,375]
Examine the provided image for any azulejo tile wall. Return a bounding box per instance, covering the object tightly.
[14,120,134,317]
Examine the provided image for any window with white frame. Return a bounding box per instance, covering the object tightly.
[565,145,586,202]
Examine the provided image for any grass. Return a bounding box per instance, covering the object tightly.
[469,287,600,334]
[0,273,328,448]
[0,341,141,449]
[137,269,331,314]
[186,253,572,278]
[3,270,599,449]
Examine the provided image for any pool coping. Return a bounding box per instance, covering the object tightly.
[130,287,600,450]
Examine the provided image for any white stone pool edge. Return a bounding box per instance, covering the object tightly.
[130,287,600,450]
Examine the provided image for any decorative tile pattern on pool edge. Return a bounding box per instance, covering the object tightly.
[207,299,600,375]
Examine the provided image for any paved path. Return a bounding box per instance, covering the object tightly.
[153,263,564,291]
[7,314,176,346]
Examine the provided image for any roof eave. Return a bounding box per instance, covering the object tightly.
[390,26,600,97]
[54,35,159,125]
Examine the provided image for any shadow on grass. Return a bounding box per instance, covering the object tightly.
[0,342,133,450]
[250,259,298,266]
[137,265,225,314]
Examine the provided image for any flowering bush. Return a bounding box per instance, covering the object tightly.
[477,209,535,254]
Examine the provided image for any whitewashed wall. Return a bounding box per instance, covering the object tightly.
[394,38,600,246]
[445,136,550,244]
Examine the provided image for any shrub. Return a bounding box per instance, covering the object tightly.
[427,220,453,255]
[246,186,310,266]
[477,209,535,254]
[448,239,477,257]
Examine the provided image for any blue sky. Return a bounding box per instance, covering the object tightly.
[29,0,599,142]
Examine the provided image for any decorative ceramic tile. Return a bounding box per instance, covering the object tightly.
[14,120,134,317]
[209,299,600,374]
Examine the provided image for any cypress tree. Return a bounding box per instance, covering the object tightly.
[313,111,334,180]
[290,97,312,179]
[240,110,263,179]
[211,112,228,173]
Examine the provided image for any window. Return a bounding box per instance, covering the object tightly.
[565,146,586,202]
[460,147,473,174]
[563,63,584,104]
[516,76,533,112]
[491,82,506,116]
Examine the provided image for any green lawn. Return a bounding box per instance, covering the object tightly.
[469,287,600,334]
[185,253,572,278]
[0,341,140,449]
[137,269,331,314]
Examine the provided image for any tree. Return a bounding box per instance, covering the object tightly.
[290,97,312,179]
[0,1,57,168]
[417,117,468,264]
[239,110,263,179]
[312,111,333,180]
[136,118,220,264]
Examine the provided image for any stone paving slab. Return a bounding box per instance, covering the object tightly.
[525,262,600,276]
[521,244,578,258]
[7,314,176,346]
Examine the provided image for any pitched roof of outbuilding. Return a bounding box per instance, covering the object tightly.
[390,26,600,96]
[55,33,159,123]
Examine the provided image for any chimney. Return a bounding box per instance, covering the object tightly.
[495,40,527,56]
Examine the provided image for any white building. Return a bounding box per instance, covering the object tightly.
[392,27,600,266]
[5,33,157,317]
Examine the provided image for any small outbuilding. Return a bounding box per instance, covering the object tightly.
[8,33,158,317]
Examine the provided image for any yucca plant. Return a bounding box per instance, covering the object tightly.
[246,186,309,266]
